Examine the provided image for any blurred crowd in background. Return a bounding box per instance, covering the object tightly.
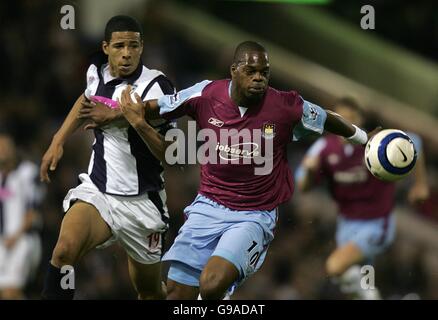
[0,0,437,299]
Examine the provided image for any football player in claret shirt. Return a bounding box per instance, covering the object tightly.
[119,41,375,300]
[296,97,429,299]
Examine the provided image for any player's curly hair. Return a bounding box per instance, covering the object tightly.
[104,15,143,42]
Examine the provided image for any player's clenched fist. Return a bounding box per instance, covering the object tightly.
[40,141,64,183]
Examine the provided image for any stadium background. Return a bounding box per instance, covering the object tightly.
[0,0,437,299]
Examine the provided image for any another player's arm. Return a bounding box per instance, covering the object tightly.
[296,156,320,192]
[119,86,173,162]
[406,135,430,204]
[77,100,129,130]
[139,80,210,121]
[295,138,326,192]
[53,94,88,144]
[40,94,87,182]
[294,101,375,192]
[294,101,374,146]
[324,110,381,143]
[324,110,355,138]
[325,110,383,144]
[408,151,429,204]
[118,81,209,161]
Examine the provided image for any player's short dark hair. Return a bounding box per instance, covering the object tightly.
[104,15,143,42]
[233,41,267,63]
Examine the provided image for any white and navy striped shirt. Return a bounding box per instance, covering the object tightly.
[0,161,43,237]
[84,57,175,196]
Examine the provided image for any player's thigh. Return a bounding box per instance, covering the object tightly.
[55,201,112,258]
[200,256,239,294]
[336,215,395,264]
[212,222,270,282]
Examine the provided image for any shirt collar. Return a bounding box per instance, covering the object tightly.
[100,61,143,86]
[228,80,248,117]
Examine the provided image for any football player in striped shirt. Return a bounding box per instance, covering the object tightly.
[0,133,43,299]
[40,15,175,300]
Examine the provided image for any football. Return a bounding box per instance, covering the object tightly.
[364,129,417,181]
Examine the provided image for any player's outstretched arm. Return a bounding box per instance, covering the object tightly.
[408,150,430,204]
[325,110,359,140]
[40,94,87,183]
[296,155,321,192]
[324,110,379,144]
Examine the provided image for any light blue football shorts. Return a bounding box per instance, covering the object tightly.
[336,213,396,260]
[163,194,277,287]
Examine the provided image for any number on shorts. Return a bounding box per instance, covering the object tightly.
[250,252,261,266]
[147,232,161,249]
[247,241,257,252]
[247,240,261,267]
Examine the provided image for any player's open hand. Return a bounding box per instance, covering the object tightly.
[119,85,145,128]
[302,155,320,173]
[408,182,430,205]
[40,141,64,183]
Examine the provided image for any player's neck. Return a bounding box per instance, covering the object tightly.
[231,92,246,108]
[230,83,259,109]
[108,64,122,79]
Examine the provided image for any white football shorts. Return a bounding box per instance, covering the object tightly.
[0,233,41,289]
[63,173,169,264]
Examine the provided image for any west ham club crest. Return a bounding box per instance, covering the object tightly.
[262,123,276,139]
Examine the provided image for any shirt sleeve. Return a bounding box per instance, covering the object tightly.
[84,64,99,99]
[143,75,176,100]
[157,80,211,120]
[292,99,327,141]
[143,75,177,135]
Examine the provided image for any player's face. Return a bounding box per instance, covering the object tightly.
[334,105,364,127]
[102,31,143,78]
[231,51,270,103]
[0,135,16,170]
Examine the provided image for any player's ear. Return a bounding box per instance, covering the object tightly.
[230,63,237,77]
[102,41,109,55]
[139,40,144,55]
